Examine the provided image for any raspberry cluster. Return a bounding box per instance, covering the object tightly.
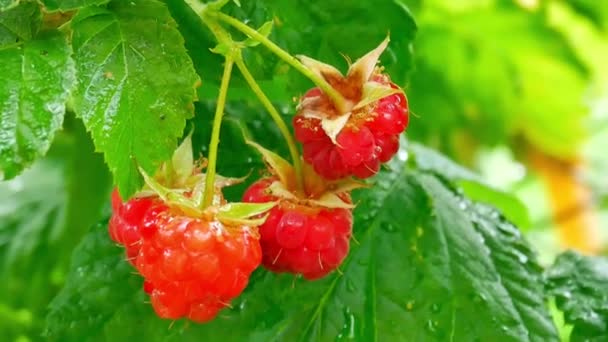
[108,38,409,324]
[294,75,409,180]
[243,178,352,280]
[110,190,261,322]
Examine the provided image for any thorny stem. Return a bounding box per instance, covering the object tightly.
[203,55,234,208]
[213,12,350,114]
[235,58,305,193]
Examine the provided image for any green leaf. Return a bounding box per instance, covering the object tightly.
[410,142,531,229]
[41,0,110,12]
[546,251,608,341]
[0,1,41,45]
[458,180,531,230]
[47,146,558,341]
[0,0,18,11]
[45,221,142,340]
[0,120,111,339]
[0,31,74,180]
[407,4,588,159]
[70,0,200,198]
[167,0,417,104]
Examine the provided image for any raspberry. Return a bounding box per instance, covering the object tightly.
[243,178,352,280]
[134,211,261,322]
[110,189,262,322]
[294,75,408,180]
[108,189,162,264]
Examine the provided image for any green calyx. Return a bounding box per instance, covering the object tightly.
[136,135,275,226]
[245,138,367,209]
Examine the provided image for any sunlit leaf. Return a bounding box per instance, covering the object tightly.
[70,0,199,198]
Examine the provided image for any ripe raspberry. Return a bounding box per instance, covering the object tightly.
[243,178,352,280]
[294,76,408,180]
[110,190,261,322]
[108,189,162,263]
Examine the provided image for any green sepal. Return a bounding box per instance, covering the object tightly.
[210,42,232,56]
[245,139,296,190]
[243,21,273,47]
[168,132,195,186]
[217,201,276,226]
[353,82,402,110]
[138,166,202,216]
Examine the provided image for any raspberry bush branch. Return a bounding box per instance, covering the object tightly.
[203,53,234,208]
[234,58,305,194]
[187,0,306,194]
[211,12,350,114]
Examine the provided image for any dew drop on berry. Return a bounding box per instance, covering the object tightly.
[276,211,308,249]
[375,134,400,163]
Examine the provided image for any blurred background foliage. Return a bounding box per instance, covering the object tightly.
[1,0,608,340]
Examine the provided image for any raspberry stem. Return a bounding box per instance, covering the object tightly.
[234,58,305,194]
[213,12,350,114]
[203,54,235,208]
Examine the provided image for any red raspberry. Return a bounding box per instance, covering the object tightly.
[133,210,261,322]
[110,190,261,322]
[108,189,162,264]
[243,178,352,280]
[294,75,408,180]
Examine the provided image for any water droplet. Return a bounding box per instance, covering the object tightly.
[416,226,424,237]
[346,278,356,292]
[337,307,357,340]
[406,301,414,311]
[511,249,529,264]
[239,300,247,311]
[383,223,396,232]
[397,150,409,161]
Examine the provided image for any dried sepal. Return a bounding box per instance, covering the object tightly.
[346,36,390,86]
[245,139,296,190]
[297,54,344,81]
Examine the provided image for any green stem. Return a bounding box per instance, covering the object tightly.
[213,12,349,114]
[203,55,234,208]
[235,58,304,193]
